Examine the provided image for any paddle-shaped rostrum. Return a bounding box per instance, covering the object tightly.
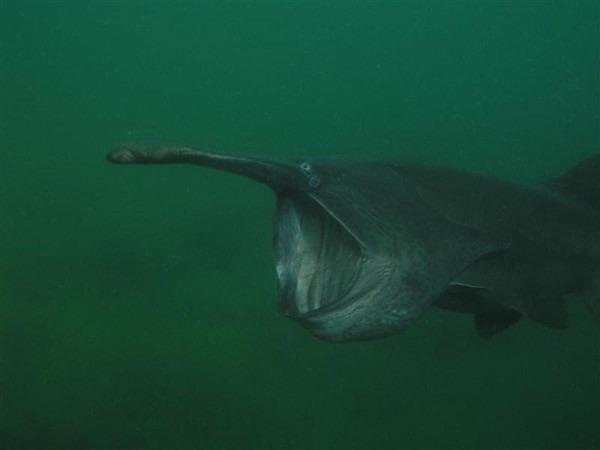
[108,143,600,341]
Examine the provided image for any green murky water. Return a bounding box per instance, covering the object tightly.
[1,2,599,449]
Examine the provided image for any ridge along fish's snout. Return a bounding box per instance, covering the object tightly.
[106,141,310,192]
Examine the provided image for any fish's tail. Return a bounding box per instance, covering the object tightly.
[543,153,600,322]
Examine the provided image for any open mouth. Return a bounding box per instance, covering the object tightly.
[274,193,364,318]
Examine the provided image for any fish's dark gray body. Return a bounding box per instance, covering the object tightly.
[107,143,600,341]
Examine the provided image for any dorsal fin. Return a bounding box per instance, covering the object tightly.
[545,154,600,210]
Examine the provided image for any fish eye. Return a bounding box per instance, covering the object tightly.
[300,162,312,173]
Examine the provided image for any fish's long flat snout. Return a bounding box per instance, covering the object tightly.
[107,142,303,191]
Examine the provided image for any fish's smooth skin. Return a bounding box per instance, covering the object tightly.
[107,142,600,341]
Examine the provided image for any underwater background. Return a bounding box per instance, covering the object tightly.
[1,1,599,449]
